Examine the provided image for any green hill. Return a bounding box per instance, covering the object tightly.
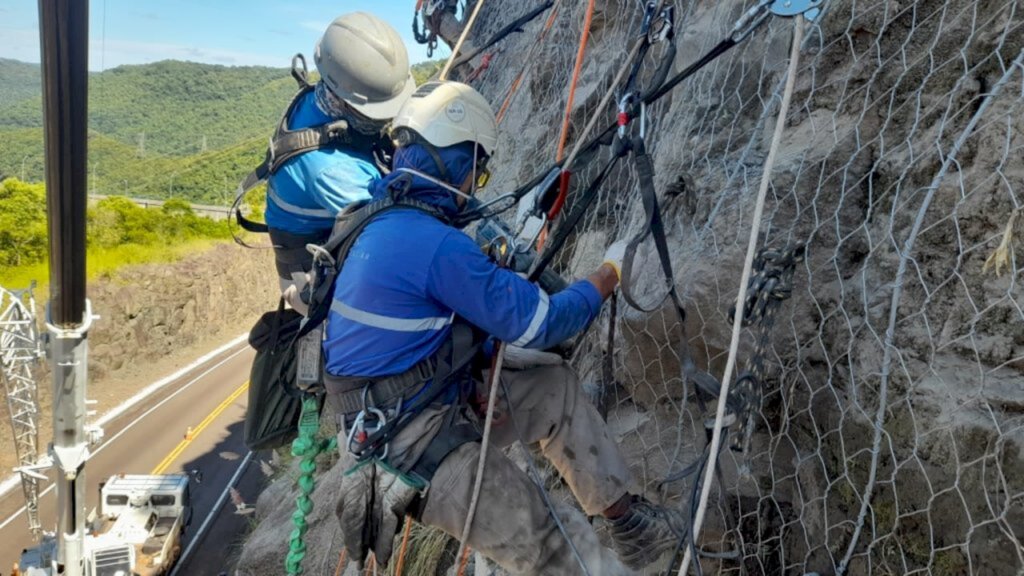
[0,59,42,107]
[0,59,299,204]
[0,59,295,156]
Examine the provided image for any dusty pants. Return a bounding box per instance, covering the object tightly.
[389,363,636,575]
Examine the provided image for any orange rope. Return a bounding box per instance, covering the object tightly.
[334,548,347,576]
[555,0,596,162]
[363,555,376,576]
[496,4,561,125]
[394,516,414,576]
[537,0,596,250]
[455,544,473,576]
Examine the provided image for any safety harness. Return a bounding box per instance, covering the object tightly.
[300,176,485,489]
[230,54,393,240]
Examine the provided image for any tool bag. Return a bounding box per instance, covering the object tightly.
[244,298,321,451]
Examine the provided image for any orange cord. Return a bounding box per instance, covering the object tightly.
[334,548,347,576]
[555,0,596,162]
[363,555,376,576]
[537,0,595,251]
[394,516,414,576]
[496,6,561,125]
[455,544,473,576]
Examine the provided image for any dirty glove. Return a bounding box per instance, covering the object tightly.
[338,462,420,569]
[369,467,420,568]
[503,344,564,370]
[603,240,629,281]
[338,463,374,568]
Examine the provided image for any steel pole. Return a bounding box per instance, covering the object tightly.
[38,0,90,574]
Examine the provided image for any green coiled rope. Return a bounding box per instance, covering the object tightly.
[285,395,337,575]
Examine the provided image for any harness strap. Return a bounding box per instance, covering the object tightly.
[619,136,722,400]
[324,359,435,416]
[231,78,393,240]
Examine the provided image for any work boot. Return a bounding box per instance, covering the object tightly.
[607,495,687,569]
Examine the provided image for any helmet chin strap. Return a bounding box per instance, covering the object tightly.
[395,167,474,203]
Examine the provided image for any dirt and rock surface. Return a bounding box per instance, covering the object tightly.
[237,1,1023,575]
[0,242,277,477]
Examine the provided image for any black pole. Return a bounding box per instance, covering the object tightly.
[39,0,89,326]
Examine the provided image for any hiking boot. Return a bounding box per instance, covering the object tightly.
[607,495,687,569]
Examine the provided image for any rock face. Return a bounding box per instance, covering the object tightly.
[239,2,1023,575]
[85,243,277,383]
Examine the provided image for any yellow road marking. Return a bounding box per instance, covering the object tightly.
[150,381,249,475]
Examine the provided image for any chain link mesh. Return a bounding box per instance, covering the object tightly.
[466,0,1024,574]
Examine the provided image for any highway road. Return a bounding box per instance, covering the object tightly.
[0,338,264,576]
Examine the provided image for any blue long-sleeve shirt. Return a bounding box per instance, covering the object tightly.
[264,89,377,234]
[323,207,603,377]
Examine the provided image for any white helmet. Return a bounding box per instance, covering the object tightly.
[315,12,417,120]
[392,81,498,157]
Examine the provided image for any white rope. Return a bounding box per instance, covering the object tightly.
[454,340,506,564]
[835,46,1024,575]
[676,16,805,575]
[440,0,488,81]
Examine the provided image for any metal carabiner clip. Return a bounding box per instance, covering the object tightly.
[617,93,648,141]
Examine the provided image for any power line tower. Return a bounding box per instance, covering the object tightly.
[0,284,44,538]
[200,134,207,154]
[137,132,145,158]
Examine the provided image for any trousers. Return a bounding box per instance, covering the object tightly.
[338,362,635,575]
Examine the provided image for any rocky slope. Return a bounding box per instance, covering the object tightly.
[0,243,278,476]
[238,1,1023,575]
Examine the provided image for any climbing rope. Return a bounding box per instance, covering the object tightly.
[454,342,505,570]
[676,15,805,575]
[394,516,414,576]
[495,0,565,125]
[555,0,596,162]
[286,395,337,575]
[449,2,555,72]
[440,0,488,80]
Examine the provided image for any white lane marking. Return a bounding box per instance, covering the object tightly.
[170,450,253,576]
[0,340,251,531]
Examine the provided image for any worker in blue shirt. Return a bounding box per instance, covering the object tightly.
[326,81,686,575]
[265,12,415,314]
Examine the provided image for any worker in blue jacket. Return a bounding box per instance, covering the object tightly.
[265,12,415,314]
[326,82,685,575]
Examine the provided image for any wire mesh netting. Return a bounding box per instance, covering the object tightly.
[467,0,1024,574]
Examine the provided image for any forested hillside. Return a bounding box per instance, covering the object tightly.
[0,59,295,204]
[0,58,444,205]
[0,59,42,107]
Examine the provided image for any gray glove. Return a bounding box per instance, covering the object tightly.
[370,468,420,567]
[337,463,420,569]
[338,463,374,568]
[502,345,564,370]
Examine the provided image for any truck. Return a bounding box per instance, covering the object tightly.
[19,474,192,576]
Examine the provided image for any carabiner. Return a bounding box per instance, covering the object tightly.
[617,93,647,141]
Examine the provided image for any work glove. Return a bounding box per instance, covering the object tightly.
[370,467,420,567]
[503,344,564,370]
[338,463,374,568]
[282,272,312,316]
[338,462,420,569]
[603,240,629,281]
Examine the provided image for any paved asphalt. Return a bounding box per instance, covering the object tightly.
[0,341,266,576]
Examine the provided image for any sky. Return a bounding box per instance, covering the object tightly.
[0,0,450,71]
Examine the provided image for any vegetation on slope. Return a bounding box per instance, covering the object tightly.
[0,178,232,288]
